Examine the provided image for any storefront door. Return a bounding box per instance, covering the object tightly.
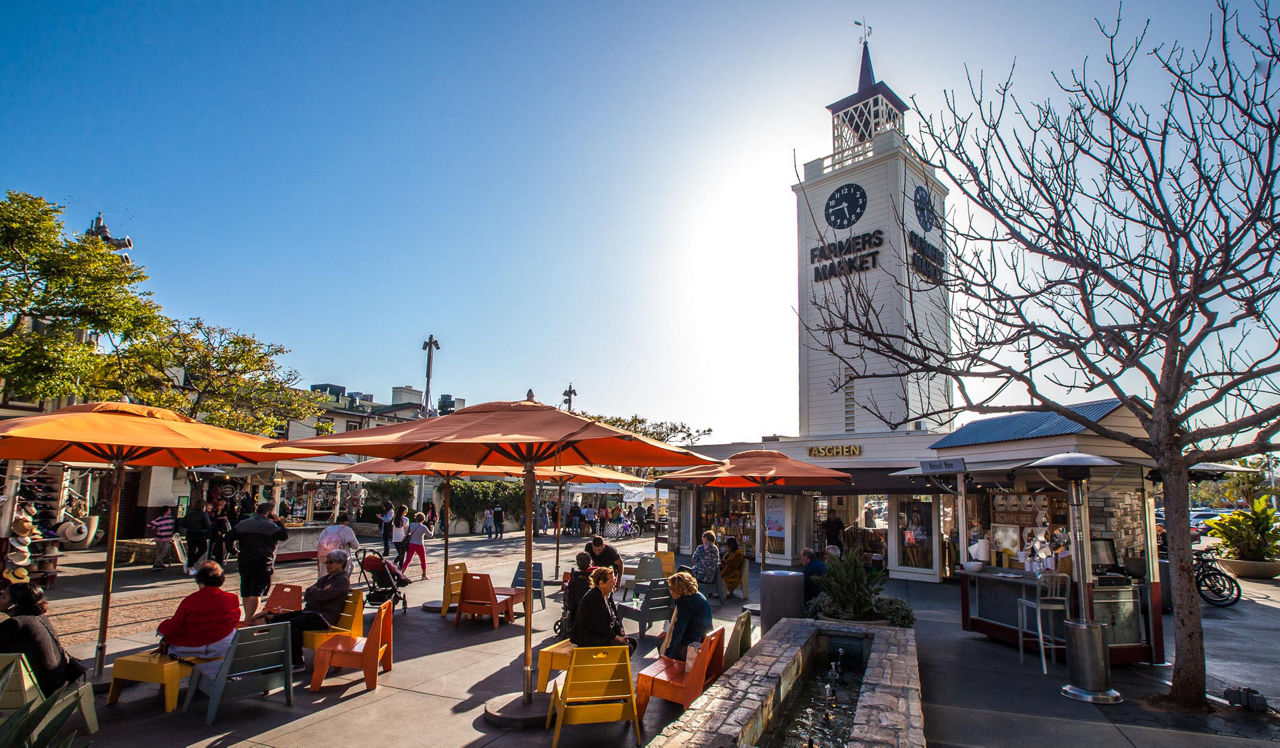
[887,495,942,582]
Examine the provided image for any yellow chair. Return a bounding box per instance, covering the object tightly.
[301,590,364,651]
[440,562,468,617]
[0,653,97,734]
[545,645,640,748]
[536,639,575,691]
[108,651,202,714]
[655,551,676,577]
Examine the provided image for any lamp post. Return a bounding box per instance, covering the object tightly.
[422,335,440,415]
[1028,453,1123,704]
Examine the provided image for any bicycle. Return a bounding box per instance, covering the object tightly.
[1193,548,1242,607]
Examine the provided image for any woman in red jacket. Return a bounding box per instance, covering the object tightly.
[157,561,240,671]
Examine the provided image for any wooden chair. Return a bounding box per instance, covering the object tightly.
[440,562,468,617]
[723,610,753,669]
[655,551,676,577]
[506,561,546,610]
[635,626,725,718]
[537,639,575,691]
[619,555,663,602]
[310,599,393,692]
[617,578,673,637]
[181,622,292,725]
[301,590,365,651]
[0,654,97,735]
[455,573,523,628]
[544,645,640,748]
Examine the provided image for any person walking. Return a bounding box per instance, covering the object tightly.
[537,501,550,536]
[209,498,233,564]
[482,506,495,540]
[315,513,360,578]
[228,502,288,623]
[633,503,646,537]
[403,512,430,579]
[391,505,409,566]
[148,506,177,570]
[379,501,394,556]
[568,502,581,536]
[181,498,213,574]
[423,500,438,536]
[492,502,505,540]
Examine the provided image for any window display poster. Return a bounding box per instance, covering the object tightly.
[902,500,932,547]
[765,497,786,538]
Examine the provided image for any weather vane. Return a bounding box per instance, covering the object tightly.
[854,17,871,45]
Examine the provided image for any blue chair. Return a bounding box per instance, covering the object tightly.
[182,622,292,725]
[511,561,547,610]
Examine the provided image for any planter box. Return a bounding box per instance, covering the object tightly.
[1217,558,1280,579]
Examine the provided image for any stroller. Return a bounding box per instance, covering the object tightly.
[356,548,410,614]
[552,566,593,639]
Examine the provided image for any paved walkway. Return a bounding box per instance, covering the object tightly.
[39,536,1280,746]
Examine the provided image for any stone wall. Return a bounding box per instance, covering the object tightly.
[649,618,923,748]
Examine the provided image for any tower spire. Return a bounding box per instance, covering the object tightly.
[858,41,876,93]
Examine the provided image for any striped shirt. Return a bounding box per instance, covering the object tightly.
[149,515,176,541]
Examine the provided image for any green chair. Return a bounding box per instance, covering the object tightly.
[617,578,673,637]
[182,622,292,725]
[620,555,663,602]
[510,561,547,610]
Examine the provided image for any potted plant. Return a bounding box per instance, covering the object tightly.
[1206,497,1280,579]
[805,553,915,627]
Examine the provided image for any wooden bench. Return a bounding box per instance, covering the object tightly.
[616,578,672,637]
[635,626,724,718]
[537,638,575,691]
[301,590,364,651]
[455,573,524,628]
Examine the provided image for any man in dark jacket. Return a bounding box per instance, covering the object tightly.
[228,503,288,623]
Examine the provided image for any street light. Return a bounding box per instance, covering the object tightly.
[422,335,440,417]
[561,383,577,411]
[1028,452,1123,705]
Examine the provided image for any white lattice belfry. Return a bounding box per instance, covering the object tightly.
[832,94,904,170]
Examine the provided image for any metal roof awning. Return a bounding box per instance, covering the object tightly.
[891,456,1158,477]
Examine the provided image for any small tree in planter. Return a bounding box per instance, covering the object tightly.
[805,553,916,627]
[1206,497,1280,579]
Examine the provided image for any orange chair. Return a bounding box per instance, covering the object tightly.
[310,600,393,692]
[455,573,524,628]
[240,583,303,627]
[635,626,724,718]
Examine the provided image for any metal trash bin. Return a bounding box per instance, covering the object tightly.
[1061,620,1121,704]
[760,571,805,635]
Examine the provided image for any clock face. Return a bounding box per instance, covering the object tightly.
[824,183,867,229]
[914,186,936,233]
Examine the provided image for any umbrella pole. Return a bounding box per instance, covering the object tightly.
[522,462,536,704]
[94,462,125,676]
[554,483,563,577]
[442,480,451,601]
[654,485,659,554]
[758,483,766,575]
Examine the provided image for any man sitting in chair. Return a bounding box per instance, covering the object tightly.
[259,549,351,671]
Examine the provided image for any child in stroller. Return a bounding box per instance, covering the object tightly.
[553,552,594,638]
[356,548,410,614]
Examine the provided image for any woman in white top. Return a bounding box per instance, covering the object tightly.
[390,505,409,566]
[403,512,430,579]
[316,513,360,578]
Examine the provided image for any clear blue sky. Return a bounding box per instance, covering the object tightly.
[1,0,1212,442]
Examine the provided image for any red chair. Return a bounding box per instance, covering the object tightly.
[455,573,524,628]
[310,599,393,692]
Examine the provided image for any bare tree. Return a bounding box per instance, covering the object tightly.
[808,2,1280,708]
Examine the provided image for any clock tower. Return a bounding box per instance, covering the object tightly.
[794,42,951,437]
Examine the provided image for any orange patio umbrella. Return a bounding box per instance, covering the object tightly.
[660,449,853,572]
[276,397,714,713]
[0,402,325,673]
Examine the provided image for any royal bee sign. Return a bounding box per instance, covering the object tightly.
[806,444,862,458]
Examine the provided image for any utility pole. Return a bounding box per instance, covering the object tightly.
[562,383,577,411]
[422,335,440,416]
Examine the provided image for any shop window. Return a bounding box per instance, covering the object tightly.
[898,497,934,569]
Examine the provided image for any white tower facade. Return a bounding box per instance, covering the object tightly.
[794,43,951,437]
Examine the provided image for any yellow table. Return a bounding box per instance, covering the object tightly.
[107,653,194,713]
[536,639,575,691]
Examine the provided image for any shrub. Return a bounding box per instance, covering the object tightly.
[872,595,915,628]
[1207,497,1280,561]
[0,660,79,747]
[809,553,886,621]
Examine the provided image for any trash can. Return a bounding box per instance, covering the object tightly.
[1061,620,1121,704]
[760,571,804,635]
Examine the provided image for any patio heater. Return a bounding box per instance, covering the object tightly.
[1028,453,1122,704]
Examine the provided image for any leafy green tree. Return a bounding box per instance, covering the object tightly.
[580,412,712,446]
[0,192,157,398]
[93,316,323,436]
